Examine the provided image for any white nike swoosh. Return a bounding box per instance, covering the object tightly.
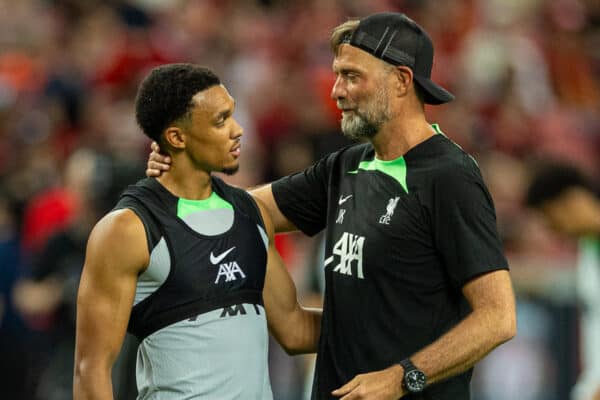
[338,194,353,205]
[210,246,236,265]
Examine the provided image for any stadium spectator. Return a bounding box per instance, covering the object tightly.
[526,162,600,400]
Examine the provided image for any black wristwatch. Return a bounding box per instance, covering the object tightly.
[399,358,427,393]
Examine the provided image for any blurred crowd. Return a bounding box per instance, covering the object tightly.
[0,0,599,399]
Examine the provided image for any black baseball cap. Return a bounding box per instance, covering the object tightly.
[344,12,454,105]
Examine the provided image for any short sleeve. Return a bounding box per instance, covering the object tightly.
[271,152,335,236]
[431,156,509,288]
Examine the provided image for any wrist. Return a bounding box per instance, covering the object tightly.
[390,364,407,395]
[399,358,427,393]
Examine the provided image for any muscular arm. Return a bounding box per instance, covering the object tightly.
[73,210,148,400]
[333,269,516,399]
[254,197,321,355]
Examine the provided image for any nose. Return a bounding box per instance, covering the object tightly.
[231,118,243,139]
[331,76,346,101]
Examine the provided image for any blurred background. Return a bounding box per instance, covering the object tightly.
[0,0,598,399]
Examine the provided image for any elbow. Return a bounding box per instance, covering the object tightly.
[73,357,110,398]
[278,335,305,356]
[73,359,88,399]
[497,307,517,345]
[73,357,94,389]
[277,329,317,355]
[270,309,320,355]
[284,347,303,356]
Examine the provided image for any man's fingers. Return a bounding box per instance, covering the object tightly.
[145,168,160,177]
[151,141,160,152]
[339,390,360,400]
[339,384,363,400]
[332,377,360,397]
[148,160,170,171]
[149,151,170,163]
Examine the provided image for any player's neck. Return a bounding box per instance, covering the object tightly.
[371,112,434,160]
[156,160,212,200]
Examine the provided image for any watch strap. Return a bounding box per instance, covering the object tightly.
[399,358,427,393]
[399,358,416,373]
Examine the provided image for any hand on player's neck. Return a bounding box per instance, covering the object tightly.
[156,156,213,200]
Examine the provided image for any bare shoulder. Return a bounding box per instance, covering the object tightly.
[249,183,272,203]
[86,208,149,275]
[90,208,145,244]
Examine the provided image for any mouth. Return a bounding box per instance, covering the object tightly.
[337,102,354,112]
[341,109,356,119]
[230,142,241,158]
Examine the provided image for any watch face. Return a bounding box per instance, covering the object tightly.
[405,369,426,392]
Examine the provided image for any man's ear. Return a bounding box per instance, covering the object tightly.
[163,126,186,150]
[393,66,414,98]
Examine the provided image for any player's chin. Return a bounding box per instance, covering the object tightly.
[221,163,240,176]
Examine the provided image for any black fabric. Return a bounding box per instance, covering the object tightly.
[348,12,454,104]
[116,177,268,340]
[272,134,508,400]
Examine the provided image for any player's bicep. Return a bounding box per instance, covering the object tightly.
[250,184,297,233]
[253,197,299,327]
[75,210,148,369]
[263,242,299,322]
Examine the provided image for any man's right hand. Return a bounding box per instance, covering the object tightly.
[146,142,171,177]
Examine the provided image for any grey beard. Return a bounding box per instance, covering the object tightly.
[341,113,380,140]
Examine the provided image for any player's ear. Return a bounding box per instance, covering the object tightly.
[163,126,185,149]
[393,66,413,98]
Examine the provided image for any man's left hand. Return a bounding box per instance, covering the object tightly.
[331,364,406,399]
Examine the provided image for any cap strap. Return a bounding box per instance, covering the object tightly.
[382,47,414,67]
[353,31,415,67]
[373,27,391,56]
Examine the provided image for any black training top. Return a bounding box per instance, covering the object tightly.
[116,177,268,340]
[272,127,509,400]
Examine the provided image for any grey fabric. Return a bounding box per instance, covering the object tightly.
[136,304,272,400]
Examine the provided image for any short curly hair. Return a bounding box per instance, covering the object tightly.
[526,162,593,208]
[135,63,221,142]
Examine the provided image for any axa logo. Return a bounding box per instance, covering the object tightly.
[210,246,246,284]
[324,231,365,279]
[379,197,400,225]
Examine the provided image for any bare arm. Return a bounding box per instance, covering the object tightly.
[73,210,148,400]
[333,269,516,399]
[255,197,321,354]
[410,269,516,384]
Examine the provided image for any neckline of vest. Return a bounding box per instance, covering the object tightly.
[146,176,228,203]
[144,177,244,240]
